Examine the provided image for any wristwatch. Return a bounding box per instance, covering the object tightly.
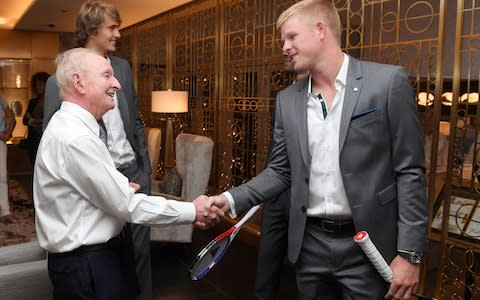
[397,250,423,265]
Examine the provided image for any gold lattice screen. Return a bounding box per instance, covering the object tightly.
[116,1,480,298]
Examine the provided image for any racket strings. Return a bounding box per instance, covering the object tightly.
[190,237,230,280]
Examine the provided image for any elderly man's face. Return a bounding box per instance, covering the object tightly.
[82,53,121,118]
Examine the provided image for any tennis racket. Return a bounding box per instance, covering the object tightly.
[189,204,261,280]
[354,231,437,300]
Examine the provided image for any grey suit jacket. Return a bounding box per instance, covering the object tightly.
[229,56,428,264]
[43,55,151,178]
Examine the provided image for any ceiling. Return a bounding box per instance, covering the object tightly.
[10,0,194,33]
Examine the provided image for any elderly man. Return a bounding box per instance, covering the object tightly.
[43,2,156,298]
[34,48,222,300]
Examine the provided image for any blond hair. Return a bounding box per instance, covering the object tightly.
[277,0,341,44]
[75,0,121,47]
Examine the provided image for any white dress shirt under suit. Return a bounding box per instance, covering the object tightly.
[226,54,352,220]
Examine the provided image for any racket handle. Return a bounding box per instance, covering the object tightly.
[354,231,437,300]
[235,205,261,228]
[354,231,393,283]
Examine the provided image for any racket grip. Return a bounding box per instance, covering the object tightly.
[354,231,393,283]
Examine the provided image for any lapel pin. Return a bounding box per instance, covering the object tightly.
[353,87,359,92]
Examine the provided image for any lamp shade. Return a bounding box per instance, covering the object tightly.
[151,90,188,113]
[460,92,479,103]
[417,92,434,106]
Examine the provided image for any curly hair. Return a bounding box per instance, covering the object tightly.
[75,0,121,47]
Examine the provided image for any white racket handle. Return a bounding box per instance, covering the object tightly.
[354,231,393,283]
[235,205,260,228]
[232,205,261,236]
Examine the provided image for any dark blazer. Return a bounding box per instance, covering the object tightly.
[229,56,428,264]
[43,55,151,176]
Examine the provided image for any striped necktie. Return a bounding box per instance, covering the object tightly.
[318,93,328,119]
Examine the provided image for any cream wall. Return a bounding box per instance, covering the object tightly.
[0,29,60,137]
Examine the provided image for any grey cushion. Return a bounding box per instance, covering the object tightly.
[0,240,46,266]
[0,240,52,300]
[155,167,182,197]
[0,260,52,299]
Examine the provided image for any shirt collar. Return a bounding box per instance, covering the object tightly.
[307,53,349,96]
[60,101,99,134]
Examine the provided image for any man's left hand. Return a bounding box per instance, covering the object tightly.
[384,255,420,300]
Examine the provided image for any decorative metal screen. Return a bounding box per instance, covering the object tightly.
[117,1,480,297]
[217,0,296,191]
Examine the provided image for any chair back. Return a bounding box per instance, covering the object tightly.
[144,127,161,177]
[175,133,214,201]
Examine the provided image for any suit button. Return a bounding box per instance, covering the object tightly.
[301,206,307,213]
[305,177,309,183]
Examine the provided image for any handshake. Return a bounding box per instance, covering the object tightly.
[192,194,231,229]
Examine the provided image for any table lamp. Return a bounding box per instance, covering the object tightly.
[151,90,188,168]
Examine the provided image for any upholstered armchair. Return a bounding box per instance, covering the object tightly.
[145,131,214,243]
[0,240,52,299]
[144,127,162,189]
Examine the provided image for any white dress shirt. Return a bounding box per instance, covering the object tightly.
[34,102,195,253]
[225,54,352,219]
[306,54,351,218]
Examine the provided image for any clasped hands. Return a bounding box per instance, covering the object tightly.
[193,194,231,229]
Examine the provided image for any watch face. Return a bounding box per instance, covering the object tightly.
[410,253,421,264]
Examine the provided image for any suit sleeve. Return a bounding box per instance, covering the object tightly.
[123,60,151,176]
[388,67,428,252]
[43,75,61,131]
[229,91,291,214]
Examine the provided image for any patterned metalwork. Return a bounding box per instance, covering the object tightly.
[117,16,170,128]
[117,1,480,297]
[217,0,296,191]
[440,244,480,299]
[435,1,480,299]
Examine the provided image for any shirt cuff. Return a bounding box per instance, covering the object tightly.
[222,191,237,218]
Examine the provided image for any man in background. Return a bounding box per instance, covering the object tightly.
[23,71,50,166]
[43,1,153,299]
[254,56,308,300]
[0,95,15,224]
[35,47,222,300]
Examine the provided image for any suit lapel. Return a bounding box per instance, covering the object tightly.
[294,78,311,169]
[339,56,363,153]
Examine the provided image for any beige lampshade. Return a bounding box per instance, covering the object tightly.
[417,92,434,106]
[441,92,453,106]
[151,90,188,113]
[460,92,479,103]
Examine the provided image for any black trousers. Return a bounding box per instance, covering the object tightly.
[48,238,137,300]
[254,188,291,300]
[118,159,152,300]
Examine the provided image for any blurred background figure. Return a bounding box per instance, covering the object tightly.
[23,71,50,167]
[0,95,16,224]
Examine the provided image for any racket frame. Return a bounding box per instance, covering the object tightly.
[189,205,261,280]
